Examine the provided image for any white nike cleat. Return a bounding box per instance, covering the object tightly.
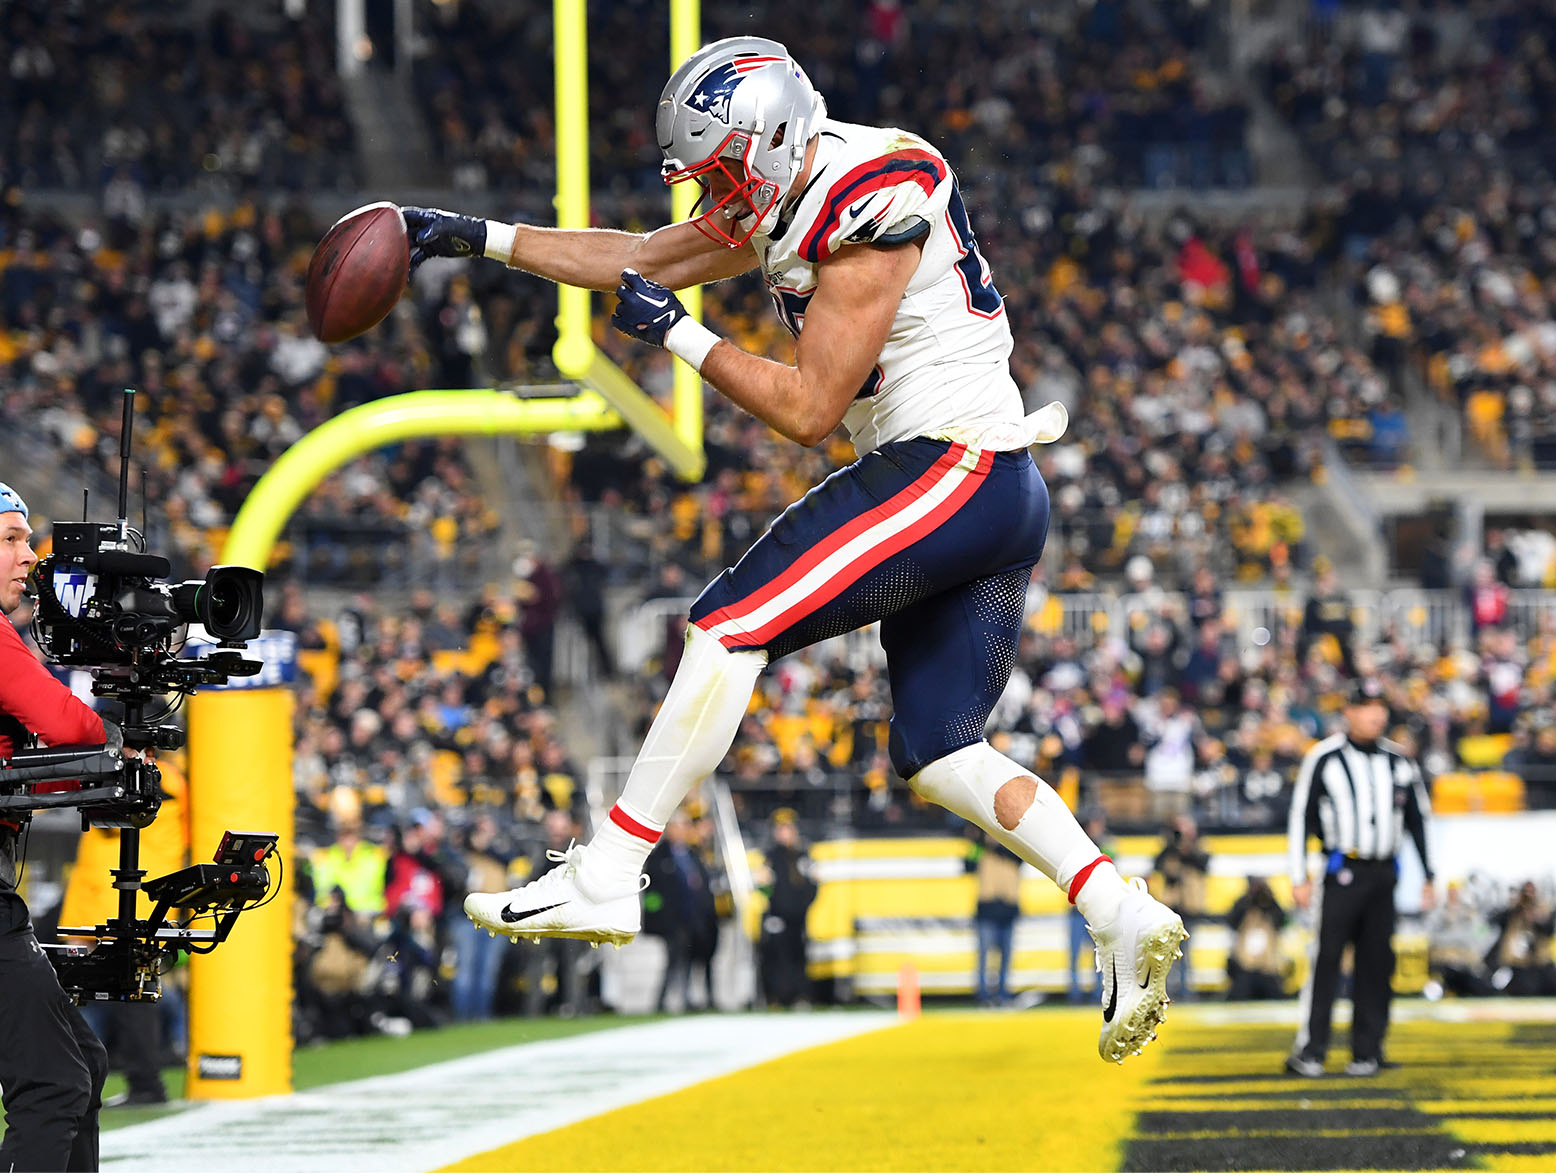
[1091,877,1188,1064]
[463,843,643,947]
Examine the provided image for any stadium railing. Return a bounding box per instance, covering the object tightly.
[615,587,1554,673]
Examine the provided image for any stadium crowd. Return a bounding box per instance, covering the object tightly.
[1261,2,1556,469]
[0,183,500,586]
[1,0,358,193]
[1345,167,1556,471]
[411,0,1250,197]
[1260,2,1556,186]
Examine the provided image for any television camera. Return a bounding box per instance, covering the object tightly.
[0,389,275,1001]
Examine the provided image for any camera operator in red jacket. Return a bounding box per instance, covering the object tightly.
[0,481,110,1173]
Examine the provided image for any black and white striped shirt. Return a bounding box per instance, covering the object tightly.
[1287,733,1434,884]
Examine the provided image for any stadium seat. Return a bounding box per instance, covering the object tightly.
[1477,772,1526,813]
[1431,772,1474,813]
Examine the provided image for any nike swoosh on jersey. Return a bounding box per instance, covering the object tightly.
[1103,960,1119,1022]
[500,900,568,923]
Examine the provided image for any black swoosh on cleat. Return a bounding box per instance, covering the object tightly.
[1103,960,1119,1022]
[500,901,566,923]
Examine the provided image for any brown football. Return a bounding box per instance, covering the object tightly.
[304,202,410,343]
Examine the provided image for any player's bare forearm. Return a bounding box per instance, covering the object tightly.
[701,241,923,447]
[699,345,844,447]
[504,220,756,292]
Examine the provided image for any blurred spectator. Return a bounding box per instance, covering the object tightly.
[1300,562,1355,675]
[311,817,388,917]
[687,815,725,1013]
[758,809,817,1010]
[1425,883,1496,999]
[522,810,588,1017]
[965,829,1023,1008]
[449,813,514,1021]
[514,544,562,702]
[1153,814,1210,996]
[1487,881,1556,997]
[562,542,615,679]
[1467,561,1511,634]
[384,820,446,923]
[1142,690,1202,819]
[1083,694,1144,775]
[299,887,381,1040]
[373,903,443,1031]
[1225,876,1287,1000]
[1506,721,1556,798]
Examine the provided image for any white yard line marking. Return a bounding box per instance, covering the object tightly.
[101,1012,895,1173]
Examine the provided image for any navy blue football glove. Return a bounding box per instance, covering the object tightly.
[402,206,487,272]
[611,269,687,347]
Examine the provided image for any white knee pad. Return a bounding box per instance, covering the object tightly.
[909,741,1030,825]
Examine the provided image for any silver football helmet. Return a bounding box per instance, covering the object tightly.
[657,36,827,247]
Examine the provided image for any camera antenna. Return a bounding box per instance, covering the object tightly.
[82,489,88,520]
[141,467,149,548]
[118,388,136,545]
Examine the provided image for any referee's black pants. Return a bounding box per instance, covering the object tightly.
[1294,858,1396,1065]
[0,910,109,1172]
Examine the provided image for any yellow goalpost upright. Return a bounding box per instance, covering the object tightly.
[182,0,703,1099]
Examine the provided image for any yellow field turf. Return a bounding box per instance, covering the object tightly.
[448,1004,1556,1174]
[449,1009,1154,1173]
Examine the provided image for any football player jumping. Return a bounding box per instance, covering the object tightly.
[403,36,1186,1062]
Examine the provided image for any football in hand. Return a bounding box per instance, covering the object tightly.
[305,202,410,343]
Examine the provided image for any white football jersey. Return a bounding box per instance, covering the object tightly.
[750,119,1038,456]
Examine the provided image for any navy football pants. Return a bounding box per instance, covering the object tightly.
[689,438,1050,779]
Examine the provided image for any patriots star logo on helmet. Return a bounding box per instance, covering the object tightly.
[688,54,785,123]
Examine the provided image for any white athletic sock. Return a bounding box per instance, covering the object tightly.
[909,741,1126,926]
[576,625,766,898]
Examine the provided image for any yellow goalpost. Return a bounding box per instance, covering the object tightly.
[182,0,703,1098]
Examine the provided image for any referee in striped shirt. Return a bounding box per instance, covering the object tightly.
[1285,679,1435,1078]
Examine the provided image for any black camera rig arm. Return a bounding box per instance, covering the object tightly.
[0,721,169,829]
[1,739,278,1001]
[38,828,280,1004]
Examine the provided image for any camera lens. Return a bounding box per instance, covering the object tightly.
[172,567,264,642]
[206,582,242,630]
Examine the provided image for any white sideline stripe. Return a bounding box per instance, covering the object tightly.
[703,447,982,642]
[100,1012,894,1173]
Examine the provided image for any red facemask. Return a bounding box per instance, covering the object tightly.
[662,129,780,249]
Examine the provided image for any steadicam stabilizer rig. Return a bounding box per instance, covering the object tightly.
[0,389,277,1001]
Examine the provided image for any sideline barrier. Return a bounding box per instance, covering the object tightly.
[767,815,1556,1000]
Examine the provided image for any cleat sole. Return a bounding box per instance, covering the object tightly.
[1099,919,1189,1065]
[465,911,636,948]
